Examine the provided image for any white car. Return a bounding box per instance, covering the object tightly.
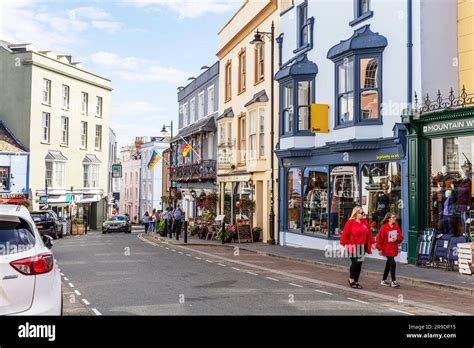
[0,205,62,315]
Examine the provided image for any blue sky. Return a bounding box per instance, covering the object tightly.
[0,0,244,148]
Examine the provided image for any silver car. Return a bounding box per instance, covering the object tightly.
[0,205,62,315]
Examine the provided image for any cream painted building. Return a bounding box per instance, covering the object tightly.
[216,0,279,242]
[458,0,474,90]
[0,41,111,229]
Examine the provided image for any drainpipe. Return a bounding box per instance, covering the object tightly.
[407,0,413,106]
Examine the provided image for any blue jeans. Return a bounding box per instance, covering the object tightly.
[144,222,149,233]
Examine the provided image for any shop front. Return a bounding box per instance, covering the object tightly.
[403,105,474,264]
[277,126,408,261]
[218,172,253,224]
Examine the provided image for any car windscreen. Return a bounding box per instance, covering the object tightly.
[111,216,126,221]
[30,213,48,223]
[0,220,36,255]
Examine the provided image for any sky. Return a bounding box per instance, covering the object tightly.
[0,0,244,149]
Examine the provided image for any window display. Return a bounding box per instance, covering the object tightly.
[429,136,473,235]
[361,162,402,237]
[330,166,359,236]
[287,168,302,231]
[303,167,328,235]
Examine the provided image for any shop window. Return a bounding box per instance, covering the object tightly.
[0,167,9,191]
[330,166,359,236]
[224,183,232,223]
[287,168,302,231]
[303,167,328,236]
[361,162,402,237]
[429,136,473,236]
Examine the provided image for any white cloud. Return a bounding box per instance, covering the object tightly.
[0,2,123,51]
[126,0,243,19]
[88,51,191,85]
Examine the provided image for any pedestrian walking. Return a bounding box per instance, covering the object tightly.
[172,204,183,237]
[150,209,157,232]
[143,211,150,234]
[340,206,374,289]
[376,213,403,288]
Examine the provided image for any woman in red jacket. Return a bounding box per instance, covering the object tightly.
[340,206,374,289]
[376,213,403,288]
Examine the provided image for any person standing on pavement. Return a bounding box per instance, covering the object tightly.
[150,209,157,233]
[376,213,403,288]
[340,206,374,289]
[172,204,183,237]
[143,211,150,234]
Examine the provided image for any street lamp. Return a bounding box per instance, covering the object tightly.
[250,21,276,245]
[161,121,173,138]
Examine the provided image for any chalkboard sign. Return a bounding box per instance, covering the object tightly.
[237,223,253,243]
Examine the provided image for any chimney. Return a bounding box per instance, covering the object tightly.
[134,137,143,152]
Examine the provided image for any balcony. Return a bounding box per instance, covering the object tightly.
[170,160,217,183]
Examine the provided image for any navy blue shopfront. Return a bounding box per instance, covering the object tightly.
[276,126,409,258]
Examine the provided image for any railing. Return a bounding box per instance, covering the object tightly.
[170,160,217,182]
[414,86,474,115]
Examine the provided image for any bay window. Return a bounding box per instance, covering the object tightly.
[259,108,265,158]
[84,164,100,188]
[298,80,312,131]
[45,160,65,189]
[249,110,257,159]
[280,77,314,136]
[282,84,294,134]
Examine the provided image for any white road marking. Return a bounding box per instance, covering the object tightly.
[231,267,240,271]
[171,249,176,252]
[218,263,226,267]
[60,273,64,276]
[247,271,259,276]
[178,252,183,254]
[92,308,102,316]
[74,290,81,296]
[165,247,170,250]
[314,289,333,295]
[389,308,415,316]
[186,254,192,257]
[63,277,69,281]
[347,297,369,305]
[195,257,202,260]
[266,277,279,282]
[82,299,90,305]
[289,283,303,288]
[68,283,75,288]
[205,260,213,263]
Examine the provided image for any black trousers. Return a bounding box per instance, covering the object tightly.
[383,256,396,281]
[173,220,182,236]
[349,257,363,282]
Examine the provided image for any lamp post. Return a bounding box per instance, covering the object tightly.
[250,21,276,245]
[160,121,174,139]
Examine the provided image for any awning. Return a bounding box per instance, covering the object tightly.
[83,154,101,164]
[217,107,234,120]
[45,150,68,161]
[327,24,387,61]
[171,116,216,142]
[244,90,268,108]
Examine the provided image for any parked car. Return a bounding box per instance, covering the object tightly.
[0,204,62,315]
[102,215,132,234]
[30,210,63,239]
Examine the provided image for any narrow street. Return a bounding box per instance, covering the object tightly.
[53,227,472,316]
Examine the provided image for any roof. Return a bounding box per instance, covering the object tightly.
[217,107,234,120]
[244,90,269,107]
[177,62,219,102]
[171,115,216,142]
[327,25,388,61]
[83,154,101,164]
[275,54,318,81]
[45,151,68,161]
[0,121,29,153]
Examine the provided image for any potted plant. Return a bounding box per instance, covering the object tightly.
[72,218,84,235]
[215,227,234,243]
[189,224,199,236]
[203,192,218,213]
[252,227,262,242]
[239,197,255,219]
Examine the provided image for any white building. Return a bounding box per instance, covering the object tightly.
[275,0,458,263]
[119,139,142,223]
[0,41,112,229]
[140,137,169,215]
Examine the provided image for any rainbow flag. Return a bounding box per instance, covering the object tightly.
[182,143,191,158]
[147,150,161,170]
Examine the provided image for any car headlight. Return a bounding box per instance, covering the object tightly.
[102,223,107,227]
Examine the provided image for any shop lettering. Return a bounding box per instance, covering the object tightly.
[423,119,474,133]
[375,154,400,160]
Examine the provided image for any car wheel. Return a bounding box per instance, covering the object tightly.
[102,230,107,234]
[52,232,58,240]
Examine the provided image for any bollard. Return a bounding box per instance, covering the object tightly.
[184,221,188,244]
[176,220,180,240]
[221,220,225,245]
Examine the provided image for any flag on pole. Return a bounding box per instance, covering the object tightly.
[182,143,191,158]
[147,150,161,170]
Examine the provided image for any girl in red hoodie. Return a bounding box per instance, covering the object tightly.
[376,213,403,288]
[340,206,374,289]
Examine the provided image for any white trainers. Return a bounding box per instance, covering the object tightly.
[380,280,390,287]
[391,281,400,288]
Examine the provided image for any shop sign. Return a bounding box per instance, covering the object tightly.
[112,164,122,178]
[218,175,252,183]
[0,193,27,199]
[375,154,401,160]
[423,118,474,134]
[283,162,292,168]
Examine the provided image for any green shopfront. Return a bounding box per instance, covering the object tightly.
[403,106,474,264]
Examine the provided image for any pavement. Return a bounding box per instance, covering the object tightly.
[150,233,474,296]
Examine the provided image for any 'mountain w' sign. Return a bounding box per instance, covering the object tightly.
[423,118,474,134]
